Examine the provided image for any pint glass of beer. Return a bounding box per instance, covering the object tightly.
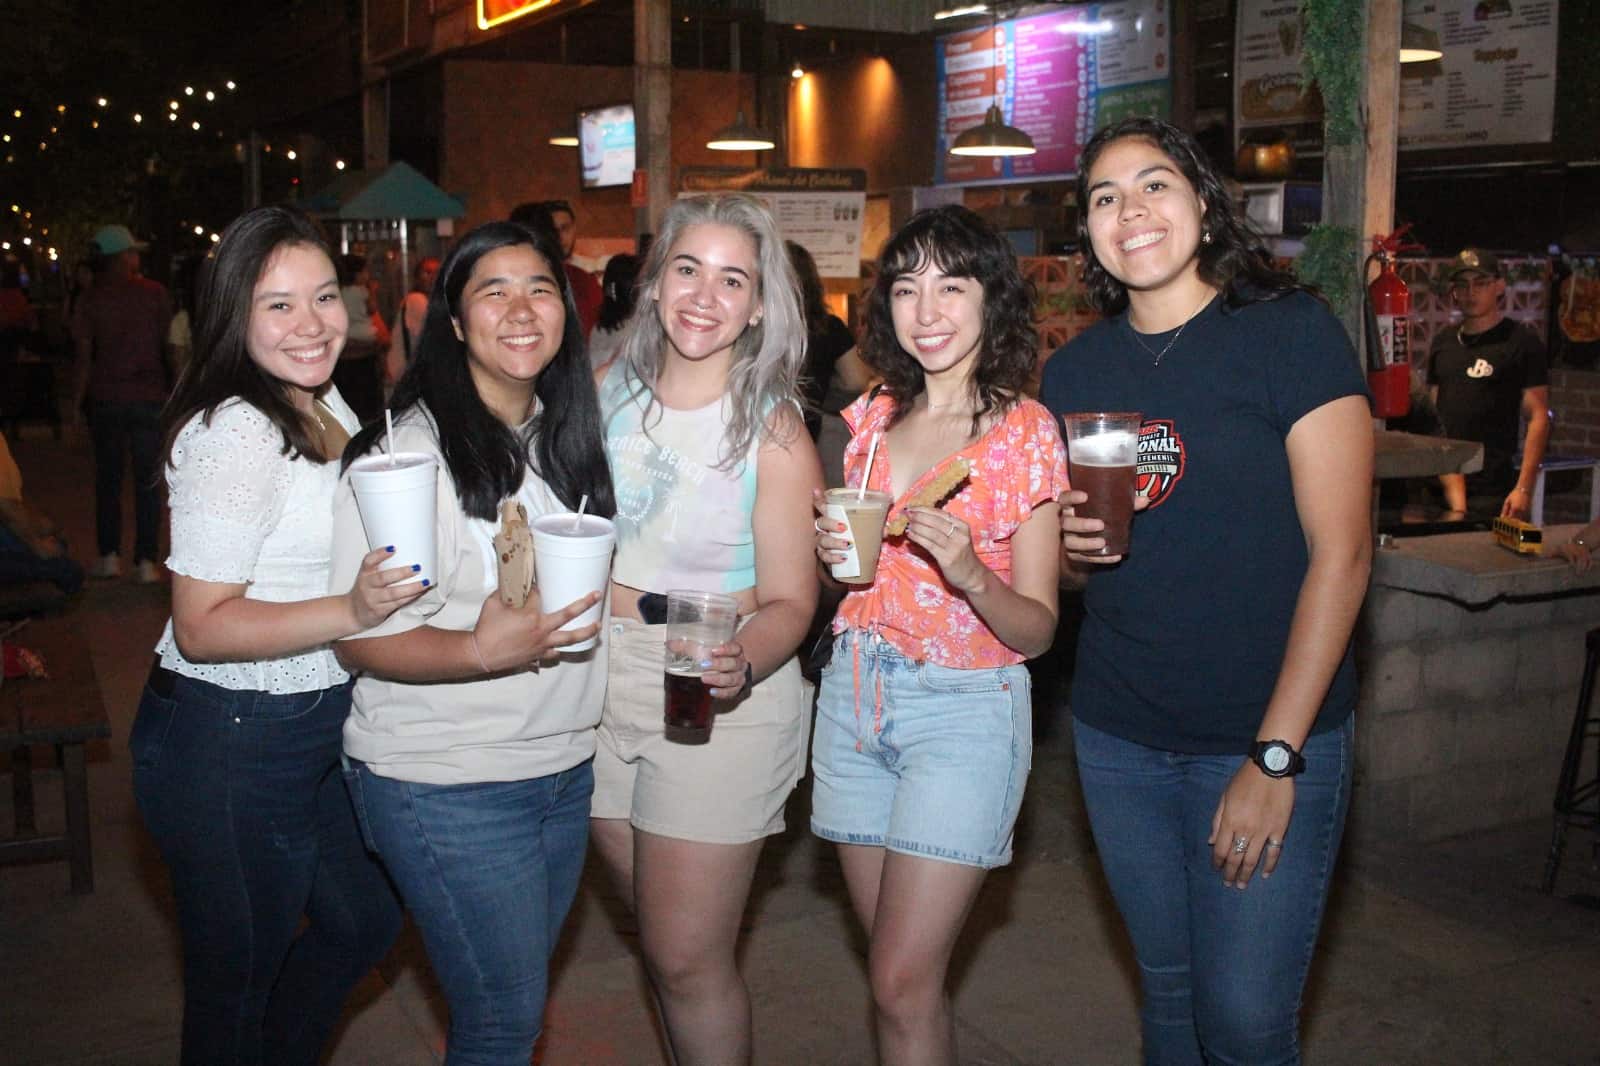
[662,590,740,743]
[1063,412,1142,557]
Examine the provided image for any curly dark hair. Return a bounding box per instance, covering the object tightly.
[861,205,1036,432]
[1076,117,1306,316]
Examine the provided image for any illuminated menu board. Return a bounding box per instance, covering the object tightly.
[936,1,1171,184]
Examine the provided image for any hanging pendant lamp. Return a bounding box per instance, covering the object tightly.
[707,111,776,152]
[948,19,1035,158]
[1399,21,1443,63]
[950,103,1036,157]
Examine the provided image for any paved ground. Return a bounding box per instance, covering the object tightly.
[4,422,1600,1065]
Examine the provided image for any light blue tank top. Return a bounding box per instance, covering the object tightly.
[599,363,759,594]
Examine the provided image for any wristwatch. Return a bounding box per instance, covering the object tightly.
[1250,739,1306,778]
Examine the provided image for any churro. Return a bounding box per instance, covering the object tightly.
[884,458,971,535]
[492,501,535,608]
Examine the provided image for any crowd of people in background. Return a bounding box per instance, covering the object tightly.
[0,112,1588,1066]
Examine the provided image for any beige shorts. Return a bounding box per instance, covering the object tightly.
[592,616,809,844]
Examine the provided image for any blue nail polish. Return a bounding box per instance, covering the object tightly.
[411,564,421,572]
[385,545,395,553]
[421,579,431,587]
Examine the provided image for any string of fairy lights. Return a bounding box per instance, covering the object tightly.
[2,76,354,265]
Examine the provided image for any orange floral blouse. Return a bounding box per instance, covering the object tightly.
[833,391,1071,668]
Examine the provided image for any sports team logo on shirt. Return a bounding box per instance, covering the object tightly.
[1466,358,1494,379]
[1136,419,1185,506]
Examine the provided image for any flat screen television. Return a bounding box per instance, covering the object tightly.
[578,103,635,189]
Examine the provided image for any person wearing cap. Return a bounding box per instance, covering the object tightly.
[72,223,174,584]
[509,200,603,338]
[1426,247,1550,520]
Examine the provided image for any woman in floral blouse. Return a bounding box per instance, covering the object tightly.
[812,205,1069,1065]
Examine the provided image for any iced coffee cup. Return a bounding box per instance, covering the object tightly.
[349,453,439,582]
[531,513,616,652]
[823,488,893,584]
[1063,412,1142,557]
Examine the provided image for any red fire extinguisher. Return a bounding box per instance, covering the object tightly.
[1366,227,1419,420]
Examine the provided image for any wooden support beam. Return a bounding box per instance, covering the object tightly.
[634,0,672,239]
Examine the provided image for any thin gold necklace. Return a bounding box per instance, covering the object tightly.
[1129,292,1214,367]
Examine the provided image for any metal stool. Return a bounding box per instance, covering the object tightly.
[1542,626,1600,893]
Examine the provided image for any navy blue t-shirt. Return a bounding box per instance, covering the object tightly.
[1039,291,1368,754]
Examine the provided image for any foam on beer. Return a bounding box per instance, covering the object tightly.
[1067,430,1137,465]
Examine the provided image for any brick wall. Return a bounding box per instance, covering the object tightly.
[440,61,756,243]
[1543,368,1600,523]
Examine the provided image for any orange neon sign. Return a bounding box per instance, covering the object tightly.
[477,0,559,31]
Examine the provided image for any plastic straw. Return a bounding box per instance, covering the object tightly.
[383,409,396,467]
[858,434,881,502]
[572,494,589,533]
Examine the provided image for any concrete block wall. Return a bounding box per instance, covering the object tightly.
[1349,586,1598,849]
[1543,368,1600,523]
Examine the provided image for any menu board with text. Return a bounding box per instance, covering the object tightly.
[1398,0,1558,150]
[1233,0,1322,150]
[680,168,867,278]
[1234,0,1559,154]
[936,1,1171,184]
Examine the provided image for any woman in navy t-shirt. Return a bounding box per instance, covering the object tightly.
[1040,117,1372,1064]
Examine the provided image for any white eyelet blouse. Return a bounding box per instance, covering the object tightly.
[154,392,360,694]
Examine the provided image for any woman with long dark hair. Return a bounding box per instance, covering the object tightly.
[332,219,615,1064]
[587,251,639,371]
[1042,116,1372,1063]
[811,205,1068,1064]
[589,194,822,1065]
[132,205,422,1065]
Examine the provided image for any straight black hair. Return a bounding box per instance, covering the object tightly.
[342,220,615,523]
[162,205,335,467]
[1076,117,1308,316]
[861,205,1036,432]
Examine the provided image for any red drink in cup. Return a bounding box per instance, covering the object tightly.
[1064,412,1142,557]
[662,590,740,744]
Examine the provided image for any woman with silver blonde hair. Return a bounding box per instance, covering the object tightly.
[608,193,807,469]
[591,193,823,1064]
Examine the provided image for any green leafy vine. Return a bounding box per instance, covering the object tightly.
[1295,224,1361,310]
[1302,0,1364,148]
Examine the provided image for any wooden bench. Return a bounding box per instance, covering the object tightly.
[1,614,110,893]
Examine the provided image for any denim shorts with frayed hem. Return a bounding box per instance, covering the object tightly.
[810,629,1032,869]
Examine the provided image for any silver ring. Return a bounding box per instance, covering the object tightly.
[947,517,957,536]
[1232,836,1249,854]
[814,519,829,535]
[1265,838,1284,849]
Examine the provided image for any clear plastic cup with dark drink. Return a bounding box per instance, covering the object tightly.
[1064,412,1142,557]
[662,590,740,744]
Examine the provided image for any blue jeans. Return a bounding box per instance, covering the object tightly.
[130,667,403,1066]
[347,758,594,1066]
[1073,715,1353,1066]
[811,629,1032,868]
[90,400,163,561]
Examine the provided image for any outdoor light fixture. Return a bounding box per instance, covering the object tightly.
[949,16,1035,158]
[707,111,776,152]
[791,62,804,79]
[1399,22,1442,63]
[934,4,988,19]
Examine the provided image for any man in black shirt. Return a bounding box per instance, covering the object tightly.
[1426,248,1549,519]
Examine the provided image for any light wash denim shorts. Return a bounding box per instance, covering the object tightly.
[810,629,1032,869]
